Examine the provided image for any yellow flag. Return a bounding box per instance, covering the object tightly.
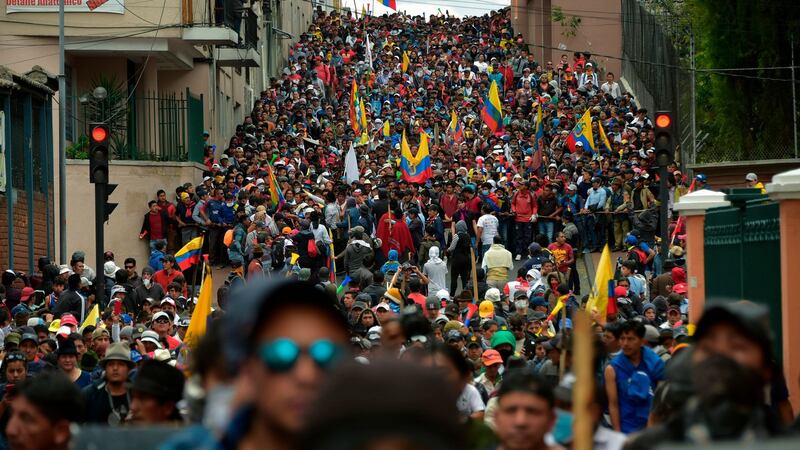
[290,253,300,265]
[383,120,391,137]
[79,305,100,332]
[184,269,213,348]
[586,245,614,324]
[361,3,367,18]
[402,51,410,73]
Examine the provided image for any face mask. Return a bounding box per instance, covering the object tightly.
[514,300,528,310]
[501,303,510,312]
[143,279,151,288]
[497,347,514,363]
[226,202,235,207]
[294,187,301,193]
[482,190,489,195]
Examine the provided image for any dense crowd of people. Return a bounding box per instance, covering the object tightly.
[0,5,793,450]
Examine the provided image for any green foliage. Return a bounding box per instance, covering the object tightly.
[83,75,129,158]
[552,6,582,39]
[66,135,89,159]
[689,0,800,160]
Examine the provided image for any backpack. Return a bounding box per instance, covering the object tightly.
[271,237,286,269]
[307,239,319,258]
[627,247,647,273]
[223,229,234,247]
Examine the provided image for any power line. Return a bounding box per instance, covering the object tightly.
[103,0,169,125]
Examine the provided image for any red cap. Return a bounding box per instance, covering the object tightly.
[20,287,35,302]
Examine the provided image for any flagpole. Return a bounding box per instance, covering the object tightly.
[189,232,206,301]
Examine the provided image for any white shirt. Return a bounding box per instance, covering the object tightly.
[601,81,621,98]
[477,214,499,245]
[457,384,486,417]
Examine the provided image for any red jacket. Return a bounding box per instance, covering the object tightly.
[511,190,537,222]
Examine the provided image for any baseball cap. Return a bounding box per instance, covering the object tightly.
[425,296,441,311]
[444,303,459,319]
[467,335,482,348]
[478,300,495,318]
[160,298,177,308]
[20,287,35,302]
[375,302,391,312]
[481,349,503,366]
[140,330,162,348]
[20,333,38,345]
[745,172,757,181]
[445,330,464,342]
[644,324,660,344]
[60,314,79,327]
[152,311,171,322]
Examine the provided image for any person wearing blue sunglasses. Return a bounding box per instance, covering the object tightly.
[163,280,349,450]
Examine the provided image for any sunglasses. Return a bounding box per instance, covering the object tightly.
[154,317,171,324]
[5,353,26,362]
[259,338,342,373]
[125,265,135,270]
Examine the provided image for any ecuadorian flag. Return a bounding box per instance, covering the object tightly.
[382,0,397,10]
[175,236,203,271]
[481,81,503,133]
[566,109,595,153]
[400,130,432,184]
[598,119,613,152]
[449,110,463,144]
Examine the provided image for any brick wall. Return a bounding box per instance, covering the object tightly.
[0,189,54,271]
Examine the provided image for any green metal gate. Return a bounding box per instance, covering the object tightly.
[127,88,204,162]
[186,89,204,164]
[704,188,782,357]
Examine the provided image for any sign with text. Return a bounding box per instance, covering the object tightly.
[6,0,124,14]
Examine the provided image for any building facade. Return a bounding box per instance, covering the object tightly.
[0,65,57,273]
[0,0,317,264]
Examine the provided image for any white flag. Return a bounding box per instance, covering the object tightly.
[345,142,359,183]
[366,34,374,70]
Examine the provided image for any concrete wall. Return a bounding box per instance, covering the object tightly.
[511,0,622,76]
[65,160,205,271]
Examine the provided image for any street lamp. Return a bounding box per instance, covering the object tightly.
[92,86,108,101]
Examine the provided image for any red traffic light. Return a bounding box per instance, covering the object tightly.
[91,126,108,143]
[655,114,672,129]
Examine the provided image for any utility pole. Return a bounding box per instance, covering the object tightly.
[58,0,67,263]
[792,34,798,159]
[690,29,696,168]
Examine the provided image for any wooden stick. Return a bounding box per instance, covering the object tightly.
[572,310,594,450]
[469,247,479,304]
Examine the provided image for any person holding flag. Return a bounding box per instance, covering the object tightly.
[399,130,433,184]
[481,80,503,134]
[566,109,596,154]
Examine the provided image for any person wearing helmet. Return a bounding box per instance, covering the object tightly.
[694,173,709,190]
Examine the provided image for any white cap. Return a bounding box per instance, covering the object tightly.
[745,172,757,181]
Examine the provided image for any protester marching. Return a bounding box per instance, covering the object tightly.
[0,5,796,450]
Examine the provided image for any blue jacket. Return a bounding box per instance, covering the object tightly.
[610,346,665,433]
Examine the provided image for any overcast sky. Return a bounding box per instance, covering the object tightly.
[348,0,511,19]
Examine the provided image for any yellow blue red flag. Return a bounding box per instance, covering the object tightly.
[481,81,503,133]
[566,109,595,153]
[174,236,203,271]
[400,131,432,183]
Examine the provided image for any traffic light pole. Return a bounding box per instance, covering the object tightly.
[659,165,670,258]
[95,183,106,310]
